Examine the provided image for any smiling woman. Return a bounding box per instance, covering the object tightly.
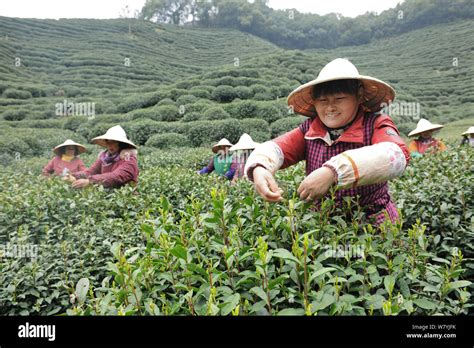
[312,79,361,131]
[245,58,409,225]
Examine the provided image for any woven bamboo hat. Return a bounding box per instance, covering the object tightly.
[53,139,86,156]
[287,58,396,117]
[408,119,444,137]
[229,133,259,151]
[212,138,233,153]
[91,125,137,149]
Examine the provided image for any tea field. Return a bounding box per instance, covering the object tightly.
[0,14,473,316]
[0,145,472,316]
[1,18,474,162]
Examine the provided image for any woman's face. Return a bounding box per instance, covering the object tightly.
[105,140,119,154]
[65,146,76,156]
[419,131,433,139]
[314,92,360,129]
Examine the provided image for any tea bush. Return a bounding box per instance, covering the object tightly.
[202,106,230,120]
[145,133,190,149]
[271,116,308,137]
[0,147,472,316]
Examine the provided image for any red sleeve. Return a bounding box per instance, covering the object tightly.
[73,158,102,179]
[273,127,306,169]
[76,159,87,173]
[372,115,410,163]
[42,158,55,176]
[89,157,138,188]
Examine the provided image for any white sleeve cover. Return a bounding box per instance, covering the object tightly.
[244,141,284,178]
[323,142,407,188]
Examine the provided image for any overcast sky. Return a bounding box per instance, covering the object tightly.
[0,0,405,19]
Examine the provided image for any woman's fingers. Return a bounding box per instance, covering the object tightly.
[254,168,283,202]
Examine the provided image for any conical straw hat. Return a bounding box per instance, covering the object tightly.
[212,138,233,153]
[229,133,259,151]
[53,139,86,156]
[91,125,137,149]
[462,126,474,136]
[408,119,444,137]
[287,58,396,117]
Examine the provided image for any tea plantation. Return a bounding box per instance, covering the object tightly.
[0,15,473,316]
[0,146,472,315]
[1,18,474,158]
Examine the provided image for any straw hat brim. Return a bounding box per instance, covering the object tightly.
[408,125,444,137]
[287,75,396,117]
[91,135,137,149]
[462,128,474,135]
[53,142,86,156]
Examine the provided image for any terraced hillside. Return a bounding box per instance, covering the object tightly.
[0,17,473,162]
[0,16,279,89]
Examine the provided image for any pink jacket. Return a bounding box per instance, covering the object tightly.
[73,149,139,188]
[42,156,86,177]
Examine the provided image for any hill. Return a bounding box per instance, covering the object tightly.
[0,17,473,161]
[0,16,279,91]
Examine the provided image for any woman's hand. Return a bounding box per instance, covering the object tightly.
[72,178,90,189]
[253,166,283,202]
[297,167,336,202]
[62,174,76,183]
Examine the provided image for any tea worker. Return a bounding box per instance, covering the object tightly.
[460,127,474,147]
[229,133,259,184]
[42,139,87,177]
[244,58,409,225]
[408,119,446,158]
[198,138,235,180]
[66,125,139,188]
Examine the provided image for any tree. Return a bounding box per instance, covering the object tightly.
[140,0,192,25]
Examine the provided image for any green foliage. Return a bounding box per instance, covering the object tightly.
[271,116,307,137]
[141,0,474,50]
[156,98,176,107]
[2,148,471,316]
[152,105,181,122]
[186,119,242,146]
[188,87,211,99]
[0,127,87,157]
[239,118,271,142]
[176,94,198,106]
[391,149,474,280]
[2,88,32,99]
[2,109,27,121]
[181,112,203,122]
[145,133,190,149]
[212,85,237,103]
[233,86,254,99]
[202,106,230,120]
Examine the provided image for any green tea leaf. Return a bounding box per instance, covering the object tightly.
[309,267,336,284]
[272,248,301,265]
[449,280,472,289]
[170,245,187,260]
[277,308,305,315]
[413,298,437,310]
